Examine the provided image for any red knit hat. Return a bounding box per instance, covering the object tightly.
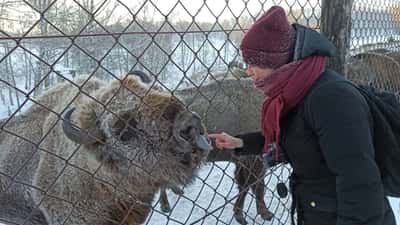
[240,6,296,69]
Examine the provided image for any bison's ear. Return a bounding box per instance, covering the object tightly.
[62,108,105,145]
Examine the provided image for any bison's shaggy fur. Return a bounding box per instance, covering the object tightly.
[346,51,400,92]
[163,75,274,224]
[0,74,211,225]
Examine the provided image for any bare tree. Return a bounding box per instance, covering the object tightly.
[321,0,354,74]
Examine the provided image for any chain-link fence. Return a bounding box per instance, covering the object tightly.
[0,0,399,225]
[350,0,400,54]
[346,0,400,94]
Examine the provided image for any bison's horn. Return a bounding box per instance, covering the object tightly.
[128,70,152,84]
[62,108,104,145]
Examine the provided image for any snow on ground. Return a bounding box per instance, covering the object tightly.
[145,162,291,225]
[145,162,400,225]
[0,156,397,224]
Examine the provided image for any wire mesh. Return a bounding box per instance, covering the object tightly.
[346,0,400,95]
[0,0,398,225]
[350,0,400,55]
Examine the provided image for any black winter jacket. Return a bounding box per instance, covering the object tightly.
[234,24,396,225]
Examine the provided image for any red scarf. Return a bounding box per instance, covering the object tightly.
[254,55,328,158]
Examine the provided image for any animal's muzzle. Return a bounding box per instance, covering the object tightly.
[173,111,213,152]
[195,134,213,151]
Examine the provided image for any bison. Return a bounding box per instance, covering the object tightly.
[0,73,212,225]
[181,77,275,224]
[137,67,275,225]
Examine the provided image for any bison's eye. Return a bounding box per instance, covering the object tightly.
[180,126,195,141]
[119,128,136,142]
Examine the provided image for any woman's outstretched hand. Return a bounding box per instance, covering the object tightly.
[208,132,244,150]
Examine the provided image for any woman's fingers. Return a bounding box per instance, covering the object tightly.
[213,139,224,149]
[209,133,224,149]
[215,141,223,149]
[208,132,231,141]
[208,133,226,140]
[208,132,235,149]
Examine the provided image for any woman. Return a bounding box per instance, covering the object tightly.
[208,6,396,225]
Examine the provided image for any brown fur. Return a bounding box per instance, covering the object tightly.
[128,70,274,223]
[0,74,209,225]
[346,51,400,92]
[159,77,274,224]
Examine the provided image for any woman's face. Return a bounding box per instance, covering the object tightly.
[246,65,274,81]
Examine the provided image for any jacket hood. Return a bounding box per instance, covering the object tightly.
[292,24,337,61]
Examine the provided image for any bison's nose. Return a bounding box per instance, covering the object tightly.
[190,112,212,151]
[175,112,213,152]
[195,134,213,151]
[179,125,212,152]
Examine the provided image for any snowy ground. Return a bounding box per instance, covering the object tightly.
[143,162,400,225]
[145,162,291,225]
[0,154,398,225]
